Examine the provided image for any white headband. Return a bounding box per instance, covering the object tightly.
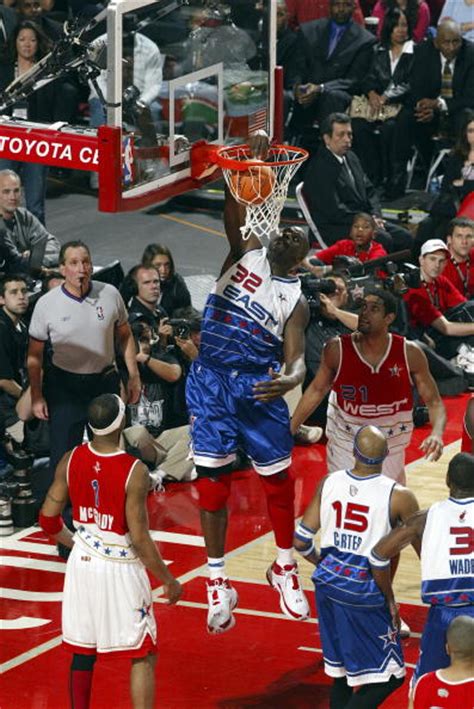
[89,395,126,436]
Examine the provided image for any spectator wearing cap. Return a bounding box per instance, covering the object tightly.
[403,238,474,359]
[442,217,474,298]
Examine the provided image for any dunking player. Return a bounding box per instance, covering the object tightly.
[186,131,311,633]
[39,394,181,709]
[371,451,474,689]
[291,289,446,484]
[294,425,419,707]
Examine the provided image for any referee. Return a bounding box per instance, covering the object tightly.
[27,240,141,499]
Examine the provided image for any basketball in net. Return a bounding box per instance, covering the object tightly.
[230,162,276,205]
[215,144,309,239]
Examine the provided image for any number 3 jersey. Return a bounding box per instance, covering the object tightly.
[326,333,414,480]
[199,248,302,370]
[421,497,474,606]
[314,469,397,606]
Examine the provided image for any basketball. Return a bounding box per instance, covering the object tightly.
[230,163,275,205]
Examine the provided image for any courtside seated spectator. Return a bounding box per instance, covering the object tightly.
[372,0,430,43]
[302,113,413,252]
[285,0,365,28]
[412,615,474,709]
[309,213,387,269]
[351,8,414,191]
[441,0,474,42]
[390,20,474,198]
[141,244,191,317]
[288,0,376,134]
[403,238,474,359]
[414,110,474,251]
[0,170,60,268]
[442,218,474,298]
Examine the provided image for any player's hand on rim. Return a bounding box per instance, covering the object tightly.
[419,433,444,461]
[248,129,270,161]
[253,367,296,401]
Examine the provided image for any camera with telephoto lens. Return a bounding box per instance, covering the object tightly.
[169,319,191,339]
[299,275,338,315]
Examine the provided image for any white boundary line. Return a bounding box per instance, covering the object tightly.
[1,439,459,675]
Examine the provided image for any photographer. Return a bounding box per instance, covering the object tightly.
[404,239,474,361]
[0,275,29,443]
[123,315,196,484]
[167,307,202,429]
[301,274,358,427]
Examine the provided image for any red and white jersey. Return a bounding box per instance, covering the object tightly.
[326,333,414,480]
[67,443,141,562]
[421,497,474,606]
[413,670,474,709]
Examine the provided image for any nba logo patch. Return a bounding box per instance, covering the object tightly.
[96,306,104,320]
[349,485,358,497]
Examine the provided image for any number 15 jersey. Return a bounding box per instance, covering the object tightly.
[314,469,397,607]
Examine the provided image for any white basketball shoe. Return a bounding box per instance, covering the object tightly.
[206,578,238,634]
[267,560,310,620]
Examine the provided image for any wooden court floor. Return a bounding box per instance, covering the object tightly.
[0,393,469,708]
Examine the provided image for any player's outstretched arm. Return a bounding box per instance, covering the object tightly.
[39,451,74,548]
[407,342,446,461]
[126,462,182,604]
[222,130,271,264]
[289,337,340,434]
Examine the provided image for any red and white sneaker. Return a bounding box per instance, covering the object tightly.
[266,561,310,621]
[206,578,238,634]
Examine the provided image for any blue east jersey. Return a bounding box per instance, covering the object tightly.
[421,497,474,606]
[313,469,405,686]
[199,247,302,370]
[412,496,474,683]
[186,248,300,475]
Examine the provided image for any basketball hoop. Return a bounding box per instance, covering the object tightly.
[215,144,308,239]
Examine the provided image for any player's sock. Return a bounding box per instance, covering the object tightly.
[208,556,226,580]
[330,677,353,708]
[345,676,404,708]
[70,654,96,709]
[260,470,295,549]
[276,547,294,567]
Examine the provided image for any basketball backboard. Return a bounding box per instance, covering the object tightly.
[99,0,278,212]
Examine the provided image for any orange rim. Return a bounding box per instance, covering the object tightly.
[214,143,309,171]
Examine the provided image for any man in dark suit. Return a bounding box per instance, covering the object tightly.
[303,113,413,252]
[390,20,474,197]
[0,4,18,53]
[288,0,376,135]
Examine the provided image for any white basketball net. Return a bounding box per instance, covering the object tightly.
[218,145,308,240]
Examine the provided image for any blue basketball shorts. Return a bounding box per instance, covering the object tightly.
[186,360,293,475]
[413,604,474,684]
[315,582,406,687]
